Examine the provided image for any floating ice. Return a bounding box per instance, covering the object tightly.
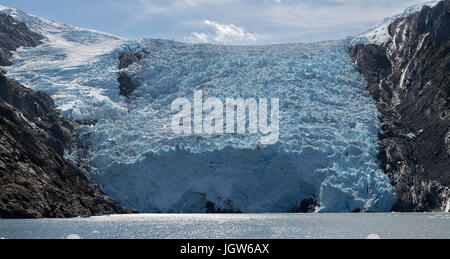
[367,234,382,239]
[66,234,81,239]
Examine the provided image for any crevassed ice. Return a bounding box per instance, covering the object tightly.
[0,5,127,120]
[1,7,397,213]
[84,39,396,213]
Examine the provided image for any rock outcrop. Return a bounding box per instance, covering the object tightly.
[119,51,142,70]
[350,0,450,212]
[117,51,142,98]
[0,13,41,66]
[118,72,140,98]
[293,198,319,213]
[0,13,133,218]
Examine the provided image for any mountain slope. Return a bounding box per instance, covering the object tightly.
[0,75,133,218]
[0,12,132,218]
[352,1,441,45]
[0,5,126,121]
[0,13,41,66]
[350,0,450,212]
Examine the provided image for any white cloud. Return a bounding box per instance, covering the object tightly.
[113,0,436,44]
[186,20,258,45]
[189,32,209,43]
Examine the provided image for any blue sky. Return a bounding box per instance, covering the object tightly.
[0,0,434,44]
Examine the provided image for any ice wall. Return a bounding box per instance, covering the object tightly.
[0,6,397,212]
[70,40,397,212]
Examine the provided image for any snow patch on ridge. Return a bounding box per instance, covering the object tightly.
[352,1,440,45]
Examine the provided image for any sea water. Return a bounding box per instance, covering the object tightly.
[0,213,449,239]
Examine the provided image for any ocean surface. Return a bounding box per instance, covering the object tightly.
[0,213,449,239]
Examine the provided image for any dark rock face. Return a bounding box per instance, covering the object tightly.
[117,51,142,98]
[117,51,143,98]
[293,198,319,213]
[0,75,134,218]
[350,0,450,212]
[119,51,142,69]
[205,201,241,213]
[118,72,140,98]
[0,13,41,66]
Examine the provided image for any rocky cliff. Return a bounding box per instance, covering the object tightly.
[0,13,133,218]
[350,0,450,212]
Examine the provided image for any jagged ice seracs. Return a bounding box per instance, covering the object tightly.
[0,5,398,213]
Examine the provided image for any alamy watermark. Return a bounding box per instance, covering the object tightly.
[171,90,280,145]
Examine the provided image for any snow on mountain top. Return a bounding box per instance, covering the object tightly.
[352,0,440,45]
[0,5,128,121]
[0,5,121,39]
[0,5,124,66]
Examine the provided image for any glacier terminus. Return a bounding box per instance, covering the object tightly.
[0,5,401,213]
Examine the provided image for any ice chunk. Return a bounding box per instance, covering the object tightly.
[367,234,382,239]
[66,234,81,239]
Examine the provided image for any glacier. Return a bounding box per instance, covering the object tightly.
[0,6,398,213]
